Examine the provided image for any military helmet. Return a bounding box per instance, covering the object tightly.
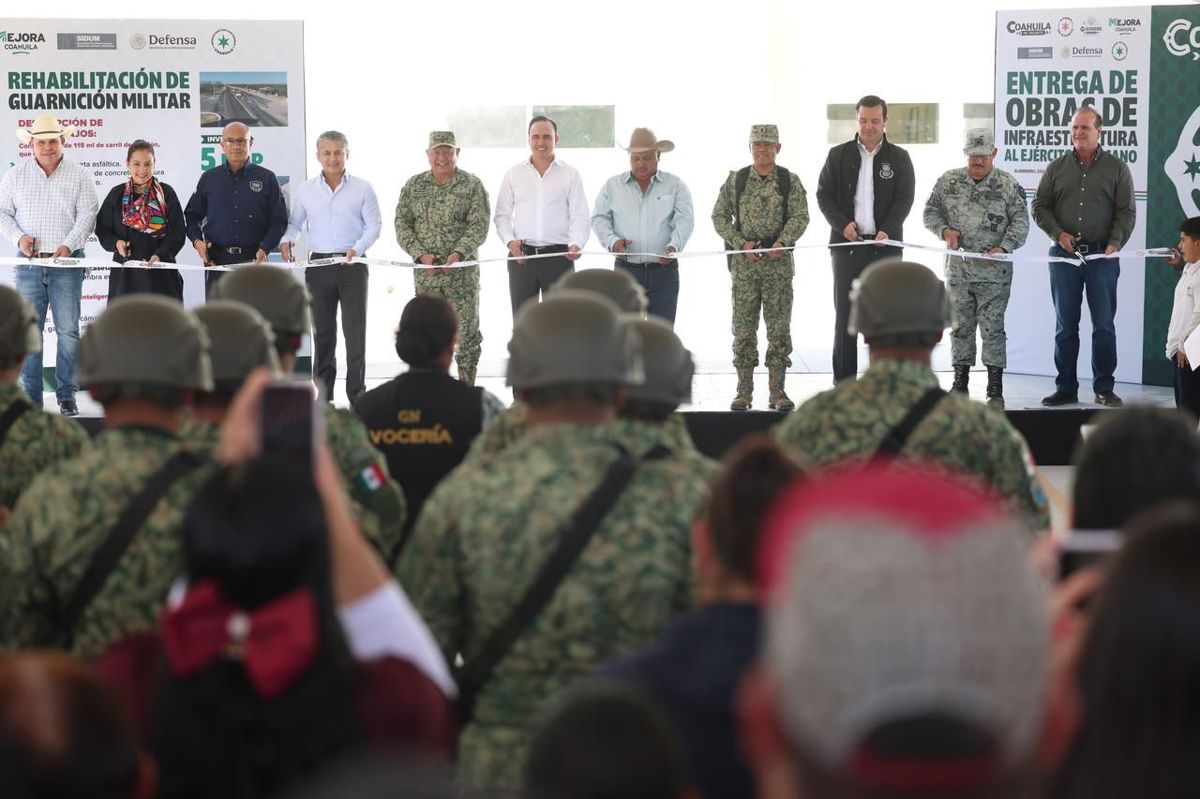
[623,315,693,406]
[0,284,40,361]
[77,295,213,390]
[553,268,648,314]
[507,291,643,389]
[209,265,312,335]
[194,301,281,391]
[848,259,952,339]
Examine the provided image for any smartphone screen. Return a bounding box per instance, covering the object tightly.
[261,382,317,465]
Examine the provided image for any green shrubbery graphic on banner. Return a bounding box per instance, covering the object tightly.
[1146,5,1200,384]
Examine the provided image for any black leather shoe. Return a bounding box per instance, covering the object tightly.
[58,399,79,417]
[1041,390,1078,407]
[1095,390,1124,407]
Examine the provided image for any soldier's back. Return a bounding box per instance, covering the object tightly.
[0,382,90,512]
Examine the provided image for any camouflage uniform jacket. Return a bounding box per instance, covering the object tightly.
[395,168,490,264]
[464,402,700,464]
[711,165,809,265]
[0,381,90,514]
[398,422,700,794]
[0,426,216,658]
[324,405,407,564]
[922,166,1029,283]
[774,358,1049,533]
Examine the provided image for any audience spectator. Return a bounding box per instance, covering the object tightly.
[0,651,153,799]
[353,294,504,554]
[601,434,803,799]
[1070,405,1200,531]
[526,683,690,799]
[742,465,1051,799]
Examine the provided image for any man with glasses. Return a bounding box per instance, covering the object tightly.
[923,128,1029,409]
[185,122,288,296]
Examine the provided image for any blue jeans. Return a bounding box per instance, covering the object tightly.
[616,260,680,326]
[1048,245,1119,393]
[14,256,85,404]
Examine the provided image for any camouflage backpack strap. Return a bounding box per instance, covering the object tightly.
[873,387,947,461]
[454,443,641,722]
[0,399,32,447]
[54,449,206,650]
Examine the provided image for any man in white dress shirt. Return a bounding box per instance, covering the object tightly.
[281,130,382,404]
[494,116,590,315]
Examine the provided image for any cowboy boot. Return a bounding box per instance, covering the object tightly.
[731,368,753,411]
[951,365,970,394]
[986,366,1005,410]
[458,367,476,385]
[768,368,794,412]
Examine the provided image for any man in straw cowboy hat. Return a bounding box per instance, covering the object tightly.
[591,127,694,326]
[0,113,100,417]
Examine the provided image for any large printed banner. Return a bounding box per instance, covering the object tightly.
[997,7,1200,386]
[995,7,1149,387]
[1,19,306,373]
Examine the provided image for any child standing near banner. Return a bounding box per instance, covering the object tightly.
[1164,216,1200,419]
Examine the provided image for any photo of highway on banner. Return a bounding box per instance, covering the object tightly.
[199,71,288,128]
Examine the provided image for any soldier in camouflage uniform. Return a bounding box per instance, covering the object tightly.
[398,293,703,796]
[0,285,90,519]
[210,265,408,563]
[395,131,491,385]
[775,261,1049,534]
[712,124,810,412]
[923,128,1029,409]
[0,295,216,658]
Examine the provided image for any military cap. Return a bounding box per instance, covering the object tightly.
[77,295,212,390]
[194,301,281,391]
[749,124,780,144]
[209,265,312,336]
[848,260,951,339]
[0,284,40,361]
[622,315,693,407]
[507,291,643,390]
[553,268,648,314]
[964,128,995,156]
[428,131,457,149]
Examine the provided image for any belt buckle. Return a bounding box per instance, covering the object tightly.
[1076,243,1090,254]
[226,246,243,255]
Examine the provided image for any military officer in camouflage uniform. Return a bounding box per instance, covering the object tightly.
[179,301,281,454]
[0,296,216,658]
[210,265,408,562]
[399,293,703,796]
[775,260,1049,534]
[395,131,491,385]
[712,124,809,412]
[0,285,89,519]
[923,128,1029,409]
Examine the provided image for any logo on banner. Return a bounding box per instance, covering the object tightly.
[1111,41,1128,61]
[1080,16,1103,35]
[1060,46,1102,60]
[1018,46,1053,59]
[879,163,894,180]
[1109,17,1141,36]
[130,32,146,50]
[1168,105,1200,218]
[1058,17,1074,36]
[211,28,236,55]
[1,31,45,54]
[57,33,116,51]
[1163,19,1200,60]
[133,33,199,51]
[1006,20,1052,37]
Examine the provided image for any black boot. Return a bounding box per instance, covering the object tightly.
[952,365,970,394]
[986,366,1004,410]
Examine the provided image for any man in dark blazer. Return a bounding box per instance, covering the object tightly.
[816,95,915,382]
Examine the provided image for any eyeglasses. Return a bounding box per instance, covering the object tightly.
[222,137,250,145]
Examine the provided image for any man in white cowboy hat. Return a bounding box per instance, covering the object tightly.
[0,114,100,417]
[591,128,694,326]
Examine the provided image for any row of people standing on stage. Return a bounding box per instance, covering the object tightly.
[0,98,1137,416]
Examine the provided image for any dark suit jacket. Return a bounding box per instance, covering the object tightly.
[816,134,915,244]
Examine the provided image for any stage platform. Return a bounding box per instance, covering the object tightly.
[53,368,1172,468]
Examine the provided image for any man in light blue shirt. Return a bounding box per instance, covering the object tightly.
[281,130,382,404]
[592,128,694,325]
